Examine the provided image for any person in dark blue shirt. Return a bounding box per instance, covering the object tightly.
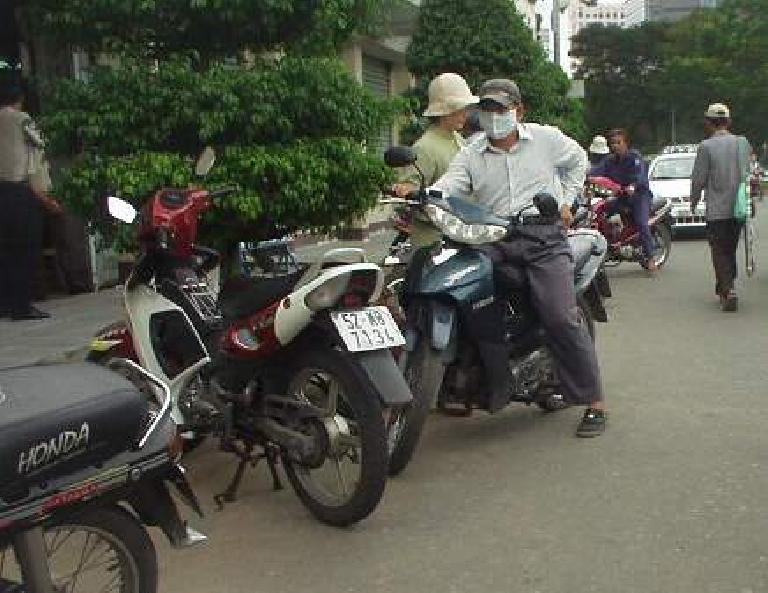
[589,128,657,271]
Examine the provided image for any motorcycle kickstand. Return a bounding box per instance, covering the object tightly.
[264,444,283,492]
[214,442,283,510]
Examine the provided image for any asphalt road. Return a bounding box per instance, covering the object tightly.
[153,214,768,593]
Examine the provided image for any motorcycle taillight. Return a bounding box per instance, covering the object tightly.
[225,301,281,356]
[340,271,378,308]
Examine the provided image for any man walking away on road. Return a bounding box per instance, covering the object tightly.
[0,77,62,320]
[432,79,607,437]
[691,103,751,312]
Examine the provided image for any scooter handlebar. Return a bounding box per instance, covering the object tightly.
[208,186,238,200]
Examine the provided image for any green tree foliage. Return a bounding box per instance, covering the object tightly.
[41,56,398,242]
[22,0,391,58]
[406,0,586,141]
[571,0,768,153]
[20,0,401,245]
[570,22,669,150]
[662,0,768,149]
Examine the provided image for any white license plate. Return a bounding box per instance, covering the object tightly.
[330,306,405,352]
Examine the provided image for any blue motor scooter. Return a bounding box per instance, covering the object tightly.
[382,147,609,476]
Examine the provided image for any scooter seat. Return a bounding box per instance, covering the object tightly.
[651,196,668,214]
[494,264,528,291]
[218,267,307,319]
[568,231,597,273]
[0,363,148,502]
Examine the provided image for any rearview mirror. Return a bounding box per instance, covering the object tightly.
[384,146,417,168]
[195,146,216,177]
[107,196,138,223]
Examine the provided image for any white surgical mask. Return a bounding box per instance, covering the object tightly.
[479,109,518,140]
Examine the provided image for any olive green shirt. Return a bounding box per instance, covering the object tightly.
[0,106,52,193]
[400,126,465,245]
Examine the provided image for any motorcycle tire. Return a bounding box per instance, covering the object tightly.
[281,348,388,527]
[642,223,672,269]
[578,295,595,341]
[2,506,157,593]
[388,339,445,477]
[595,266,612,298]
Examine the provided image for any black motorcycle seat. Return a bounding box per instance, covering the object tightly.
[218,266,307,319]
[0,363,148,502]
[494,264,528,291]
[651,196,668,214]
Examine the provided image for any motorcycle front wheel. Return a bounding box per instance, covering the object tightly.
[281,348,388,527]
[642,223,672,269]
[387,339,445,477]
[1,506,157,593]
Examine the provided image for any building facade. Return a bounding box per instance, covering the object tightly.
[567,0,626,76]
[625,0,720,26]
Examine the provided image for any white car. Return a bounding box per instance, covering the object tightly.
[648,149,705,231]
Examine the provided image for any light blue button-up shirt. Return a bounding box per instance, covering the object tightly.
[431,123,588,217]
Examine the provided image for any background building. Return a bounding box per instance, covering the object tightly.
[568,0,625,75]
[625,0,721,25]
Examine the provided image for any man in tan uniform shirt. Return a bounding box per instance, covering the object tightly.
[0,78,61,320]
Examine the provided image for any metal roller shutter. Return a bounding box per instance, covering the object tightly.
[362,55,392,157]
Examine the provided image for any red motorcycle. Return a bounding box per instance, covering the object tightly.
[582,176,673,269]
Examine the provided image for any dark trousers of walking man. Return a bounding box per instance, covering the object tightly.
[706,218,743,300]
[0,182,44,317]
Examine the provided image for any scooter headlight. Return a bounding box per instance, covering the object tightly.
[425,204,507,245]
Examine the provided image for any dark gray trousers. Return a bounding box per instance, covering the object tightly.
[484,224,604,405]
[706,219,743,296]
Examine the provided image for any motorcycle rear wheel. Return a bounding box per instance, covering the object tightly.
[281,348,388,527]
[1,506,156,593]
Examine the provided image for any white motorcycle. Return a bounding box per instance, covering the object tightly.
[88,150,412,526]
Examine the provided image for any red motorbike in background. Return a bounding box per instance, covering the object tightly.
[581,176,673,270]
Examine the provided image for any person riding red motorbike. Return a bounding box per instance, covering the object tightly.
[589,128,658,272]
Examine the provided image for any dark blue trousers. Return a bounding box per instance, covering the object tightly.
[606,194,654,260]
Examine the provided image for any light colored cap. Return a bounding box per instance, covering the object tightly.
[589,135,610,155]
[423,73,479,117]
[705,103,730,119]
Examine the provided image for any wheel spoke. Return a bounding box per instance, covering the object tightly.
[333,458,349,498]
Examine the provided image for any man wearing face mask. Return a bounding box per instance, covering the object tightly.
[431,79,606,437]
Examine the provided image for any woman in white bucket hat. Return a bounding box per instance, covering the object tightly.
[588,134,610,167]
[393,73,478,245]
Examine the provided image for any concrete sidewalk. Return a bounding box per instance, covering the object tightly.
[0,231,396,369]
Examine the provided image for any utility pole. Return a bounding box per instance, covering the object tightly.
[671,109,677,144]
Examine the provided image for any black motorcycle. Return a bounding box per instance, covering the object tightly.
[0,359,203,593]
[381,147,609,476]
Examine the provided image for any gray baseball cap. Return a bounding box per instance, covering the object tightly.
[478,79,522,108]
